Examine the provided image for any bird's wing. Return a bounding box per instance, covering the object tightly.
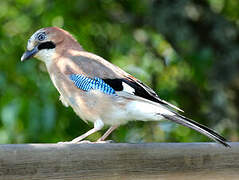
[65,51,183,112]
[65,52,230,147]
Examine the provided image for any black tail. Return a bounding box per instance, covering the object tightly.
[161,113,230,147]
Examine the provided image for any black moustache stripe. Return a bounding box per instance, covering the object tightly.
[38,41,56,50]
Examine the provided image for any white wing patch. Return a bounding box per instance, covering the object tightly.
[122,82,135,94]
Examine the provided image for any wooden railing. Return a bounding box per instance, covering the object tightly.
[0,143,238,180]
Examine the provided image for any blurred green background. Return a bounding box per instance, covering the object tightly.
[0,0,238,144]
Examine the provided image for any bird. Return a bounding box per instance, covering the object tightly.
[21,27,230,147]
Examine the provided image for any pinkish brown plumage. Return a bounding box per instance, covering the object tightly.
[21,27,230,147]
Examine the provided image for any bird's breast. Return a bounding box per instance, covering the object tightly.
[48,71,119,123]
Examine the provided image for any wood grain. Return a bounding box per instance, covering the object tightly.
[0,143,238,180]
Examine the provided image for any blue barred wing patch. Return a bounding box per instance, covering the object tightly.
[69,74,116,95]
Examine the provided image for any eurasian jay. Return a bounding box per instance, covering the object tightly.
[21,27,230,147]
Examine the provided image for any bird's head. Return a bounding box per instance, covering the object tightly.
[21,27,82,64]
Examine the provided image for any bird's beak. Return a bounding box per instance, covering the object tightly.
[21,46,39,61]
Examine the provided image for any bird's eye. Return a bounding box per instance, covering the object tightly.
[37,32,46,41]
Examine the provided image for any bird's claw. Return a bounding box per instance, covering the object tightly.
[96,140,115,143]
[57,140,92,144]
[57,140,115,144]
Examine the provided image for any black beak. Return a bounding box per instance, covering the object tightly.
[21,46,39,61]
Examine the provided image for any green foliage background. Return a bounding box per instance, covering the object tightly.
[0,0,238,143]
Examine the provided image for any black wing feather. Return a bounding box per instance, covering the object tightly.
[103,78,164,103]
[161,113,230,147]
[103,77,183,112]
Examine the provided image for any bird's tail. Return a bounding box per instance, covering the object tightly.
[160,113,230,147]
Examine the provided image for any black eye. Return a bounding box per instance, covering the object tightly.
[37,32,46,41]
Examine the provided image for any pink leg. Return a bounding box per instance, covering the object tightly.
[70,119,104,143]
[97,125,119,141]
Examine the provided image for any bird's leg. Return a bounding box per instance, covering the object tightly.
[69,119,104,143]
[70,129,98,143]
[97,125,119,142]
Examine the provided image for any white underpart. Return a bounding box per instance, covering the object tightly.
[103,97,176,125]
[94,119,104,130]
[122,82,135,94]
[34,49,56,67]
[125,100,175,121]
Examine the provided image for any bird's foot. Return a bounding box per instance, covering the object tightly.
[57,140,92,144]
[96,140,115,143]
[57,140,115,144]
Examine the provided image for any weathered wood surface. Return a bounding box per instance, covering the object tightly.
[0,143,238,180]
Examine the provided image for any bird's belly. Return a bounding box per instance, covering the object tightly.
[102,98,172,125]
[64,92,138,125]
[99,97,167,125]
[63,90,120,123]
[100,107,130,125]
[66,92,169,125]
